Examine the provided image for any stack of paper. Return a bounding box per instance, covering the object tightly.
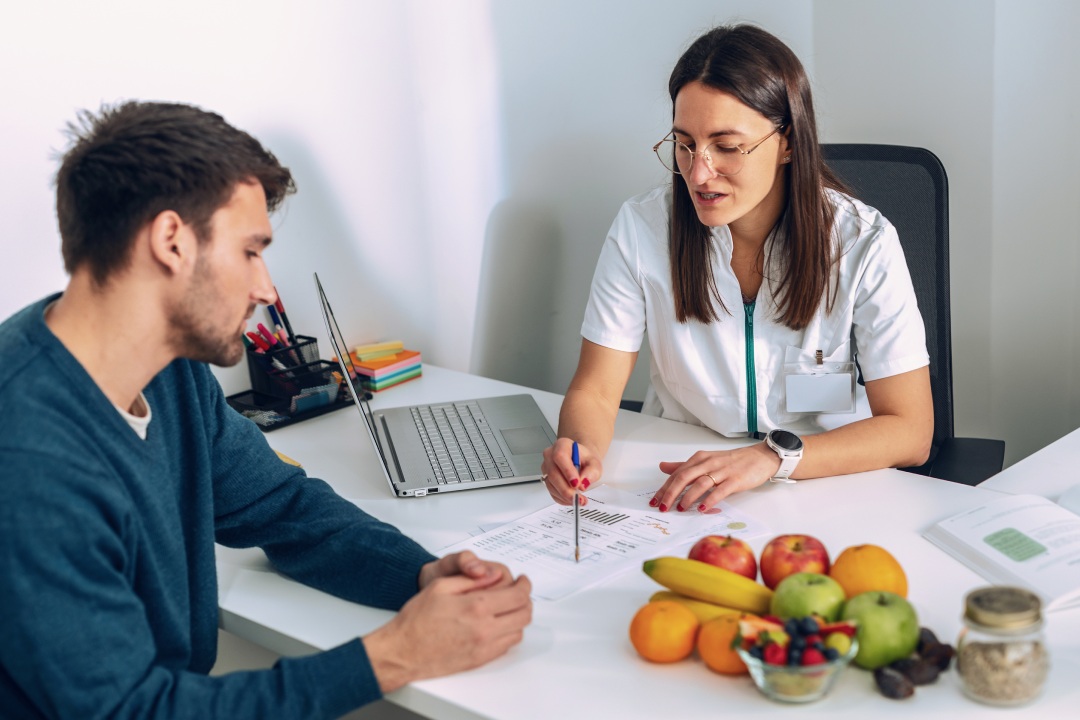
[353,340,405,362]
[349,342,422,391]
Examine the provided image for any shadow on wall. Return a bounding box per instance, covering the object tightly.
[470,198,562,390]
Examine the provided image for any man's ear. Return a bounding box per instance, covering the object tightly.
[147,210,196,276]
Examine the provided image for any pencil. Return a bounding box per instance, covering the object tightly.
[572,441,581,563]
[574,494,580,563]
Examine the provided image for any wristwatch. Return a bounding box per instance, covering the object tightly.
[765,429,803,483]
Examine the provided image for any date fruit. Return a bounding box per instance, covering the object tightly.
[874,666,915,699]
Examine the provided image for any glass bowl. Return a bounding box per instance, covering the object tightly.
[736,638,859,704]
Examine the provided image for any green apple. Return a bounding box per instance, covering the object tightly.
[770,572,847,622]
[841,590,919,669]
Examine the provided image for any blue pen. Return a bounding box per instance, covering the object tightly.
[572,441,581,563]
[267,304,284,333]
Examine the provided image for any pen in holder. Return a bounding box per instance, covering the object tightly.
[244,335,346,413]
[246,335,320,397]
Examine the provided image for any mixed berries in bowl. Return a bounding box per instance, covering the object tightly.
[736,616,859,703]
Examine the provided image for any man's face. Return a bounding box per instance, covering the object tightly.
[168,181,276,366]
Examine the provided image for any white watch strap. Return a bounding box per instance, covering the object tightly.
[772,453,800,481]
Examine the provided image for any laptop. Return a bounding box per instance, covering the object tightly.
[315,273,557,497]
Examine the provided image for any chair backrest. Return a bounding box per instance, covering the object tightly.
[821,144,954,457]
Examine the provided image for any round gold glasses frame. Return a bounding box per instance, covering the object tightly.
[652,125,785,177]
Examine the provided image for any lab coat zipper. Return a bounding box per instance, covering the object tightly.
[744,300,758,437]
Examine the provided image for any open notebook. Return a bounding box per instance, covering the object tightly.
[923,492,1080,612]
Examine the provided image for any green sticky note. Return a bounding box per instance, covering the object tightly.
[983,528,1047,562]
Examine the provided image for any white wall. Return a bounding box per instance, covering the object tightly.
[813,1,997,439]
[2,0,1078,466]
[0,0,504,394]
[474,0,813,398]
[814,0,1080,463]
[989,1,1080,461]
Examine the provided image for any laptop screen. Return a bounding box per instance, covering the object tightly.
[314,273,387,465]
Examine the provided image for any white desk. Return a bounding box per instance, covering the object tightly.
[979,425,1080,500]
[217,367,1080,718]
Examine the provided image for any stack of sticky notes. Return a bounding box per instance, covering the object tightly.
[349,340,422,392]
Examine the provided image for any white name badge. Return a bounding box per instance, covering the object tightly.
[783,344,857,414]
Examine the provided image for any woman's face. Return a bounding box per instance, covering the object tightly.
[672,81,788,235]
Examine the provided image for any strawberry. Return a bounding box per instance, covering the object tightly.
[763,642,788,666]
[818,620,857,637]
[801,648,827,666]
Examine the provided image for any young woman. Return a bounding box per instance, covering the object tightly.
[540,24,933,512]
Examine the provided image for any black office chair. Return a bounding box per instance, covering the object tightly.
[822,144,1004,485]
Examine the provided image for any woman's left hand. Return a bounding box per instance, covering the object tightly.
[649,443,782,513]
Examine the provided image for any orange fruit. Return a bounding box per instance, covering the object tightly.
[697,613,753,675]
[629,600,699,663]
[828,544,908,598]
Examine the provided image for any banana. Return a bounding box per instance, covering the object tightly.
[643,556,773,615]
[648,590,743,623]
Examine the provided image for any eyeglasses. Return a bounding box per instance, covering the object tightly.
[652,125,784,177]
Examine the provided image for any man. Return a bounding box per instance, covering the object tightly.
[0,102,532,719]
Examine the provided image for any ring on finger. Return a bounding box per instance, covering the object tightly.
[704,473,719,486]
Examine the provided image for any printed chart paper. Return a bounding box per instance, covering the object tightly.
[441,486,769,601]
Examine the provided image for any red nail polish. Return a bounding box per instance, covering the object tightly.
[570,478,578,488]
[698,504,706,512]
[581,479,590,490]
[676,504,684,512]
[659,503,668,512]
[649,497,659,507]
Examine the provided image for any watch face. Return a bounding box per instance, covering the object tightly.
[770,430,802,452]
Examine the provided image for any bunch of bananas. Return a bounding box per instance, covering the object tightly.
[643,556,774,616]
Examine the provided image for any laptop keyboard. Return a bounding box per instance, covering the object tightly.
[411,402,515,484]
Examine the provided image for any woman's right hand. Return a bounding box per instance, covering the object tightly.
[539,437,602,506]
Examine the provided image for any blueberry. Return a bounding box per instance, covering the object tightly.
[788,648,803,666]
[784,619,801,637]
[824,647,840,661]
[800,617,820,636]
[789,635,806,650]
[749,645,764,660]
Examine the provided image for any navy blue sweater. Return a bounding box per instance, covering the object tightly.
[0,296,437,719]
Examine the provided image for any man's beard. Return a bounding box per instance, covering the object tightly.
[168,256,248,367]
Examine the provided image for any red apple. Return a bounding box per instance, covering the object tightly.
[687,535,757,580]
[760,534,830,590]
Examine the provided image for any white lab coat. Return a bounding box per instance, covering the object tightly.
[580,185,929,437]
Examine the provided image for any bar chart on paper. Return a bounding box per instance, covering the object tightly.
[442,487,729,600]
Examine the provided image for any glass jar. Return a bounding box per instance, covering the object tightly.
[956,586,1049,706]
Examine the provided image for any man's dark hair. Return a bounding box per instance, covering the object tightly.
[55,101,296,285]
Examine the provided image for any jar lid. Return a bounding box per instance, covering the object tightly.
[964,586,1042,629]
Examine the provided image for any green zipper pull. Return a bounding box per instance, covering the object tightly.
[744,300,758,437]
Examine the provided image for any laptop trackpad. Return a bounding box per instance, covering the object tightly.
[500,426,550,455]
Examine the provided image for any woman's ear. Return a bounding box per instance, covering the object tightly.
[146,210,195,276]
[779,128,793,164]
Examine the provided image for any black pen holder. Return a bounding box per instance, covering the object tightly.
[230,335,354,431]
[245,335,321,398]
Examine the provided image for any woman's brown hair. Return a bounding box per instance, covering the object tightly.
[667,25,847,328]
